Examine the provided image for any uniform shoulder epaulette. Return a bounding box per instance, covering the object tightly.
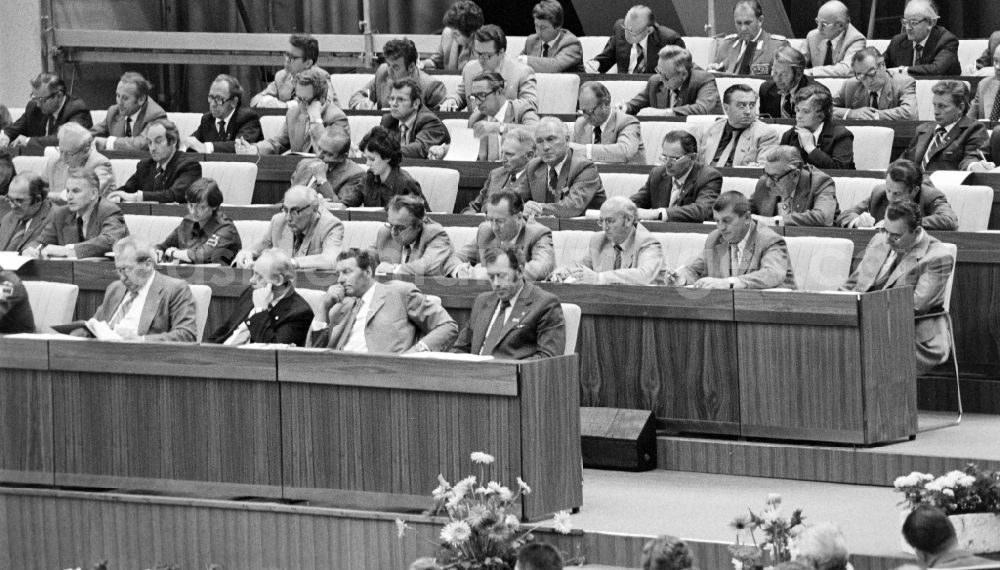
[0,281,13,300]
[770,34,787,40]
[722,33,738,40]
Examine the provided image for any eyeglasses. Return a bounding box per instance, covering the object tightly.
[3,195,29,206]
[623,24,648,38]
[469,88,500,101]
[29,91,62,105]
[853,65,882,80]
[281,204,312,216]
[578,103,608,117]
[114,263,143,275]
[384,222,416,235]
[764,169,797,185]
[284,51,305,61]
[597,216,621,227]
[658,154,691,166]
[900,17,929,28]
[878,227,907,241]
[207,95,234,105]
[814,19,840,29]
[486,215,514,226]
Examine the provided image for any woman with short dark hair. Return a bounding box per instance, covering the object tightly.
[157,177,242,264]
[356,126,428,208]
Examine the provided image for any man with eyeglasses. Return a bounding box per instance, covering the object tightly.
[631,130,721,222]
[1,73,92,150]
[251,33,339,108]
[622,45,722,117]
[708,0,788,75]
[43,123,115,198]
[550,196,663,285]
[379,78,451,160]
[840,201,954,373]
[518,0,583,73]
[462,127,536,214]
[469,72,539,162]
[23,169,128,260]
[438,24,538,119]
[91,72,167,152]
[234,186,343,271]
[884,0,960,76]
[570,82,644,165]
[832,47,917,120]
[185,74,262,154]
[110,119,202,204]
[0,173,54,253]
[758,46,827,120]
[290,125,365,206]
[900,80,992,172]
[665,191,796,290]
[448,189,554,281]
[969,45,1000,120]
[349,39,446,111]
[838,158,958,230]
[71,235,197,342]
[516,117,606,218]
[307,247,458,353]
[749,145,838,227]
[588,5,684,74]
[698,83,779,167]
[373,194,454,276]
[802,1,866,77]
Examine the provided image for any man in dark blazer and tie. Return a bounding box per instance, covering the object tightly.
[623,46,722,117]
[630,130,722,222]
[380,78,451,160]
[901,80,992,172]
[759,47,827,120]
[184,74,263,154]
[0,173,54,253]
[883,0,960,76]
[112,119,202,203]
[452,247,565,360]
[588,5,684,73]
[1,73,92,149]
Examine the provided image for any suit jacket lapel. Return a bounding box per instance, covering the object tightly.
[137,274,164,335]
[488,284,535,351]
[365,284,386,324]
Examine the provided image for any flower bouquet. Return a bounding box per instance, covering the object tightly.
[728,494,805,570]
[396,451,574,570]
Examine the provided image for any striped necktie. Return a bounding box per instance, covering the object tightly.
[922,126,947,170]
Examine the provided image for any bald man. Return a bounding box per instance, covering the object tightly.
[803,1,866,77]
[516,117,606,218]
[588,5,684,74]
[884,0,960,76]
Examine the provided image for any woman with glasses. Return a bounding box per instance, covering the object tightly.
[157,178,241,265]
[883,0,960,76]
[355,126,428,209]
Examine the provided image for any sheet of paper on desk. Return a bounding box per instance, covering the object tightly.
[816,291,861,296]
[349,207,387,212]
[928,170,971,187]
[401,352,494,361]
[0,252,33,271]
[3,332,87,341]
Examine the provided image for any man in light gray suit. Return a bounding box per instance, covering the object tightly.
[698,83,779,168]
[803,1,866,77]
[91,72,167,152]
[833,47,918,120]
[570,81,645,165]
[968,44,1000,121]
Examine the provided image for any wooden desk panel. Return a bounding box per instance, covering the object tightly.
[0,338,52,485]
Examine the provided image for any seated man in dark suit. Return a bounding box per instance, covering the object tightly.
[902,506,998,568]
[900,80,993,173]
[1,72,92,149]
[452,247,565,359]
[631,130,722,222]
[833,47,918,121]
[840,202,954,373]
[780,85,855,170]
[449,189,555,281]
[307,248,458,352]
[77,236,198,342]
[708,0,789,75]
[884,0,961,76]
[207,248,313,346]
[380,78,451,160]
[623,45,722,117]
[570,81,644,165]
[24,169,128,259]
[587,5,684,73]
[110,119,203,203]
[373,194,454,276]
[0,269,35,334]
[0,173,54,253]
[838,159,958,230]
[349,38,447,110]
[759,46,828,120]
[463,127,535,214]
[750,145,839,227]
[157,178,242,264]
[516,117,606,218]
[184,74,263,154]
[91,72,168,152]
[517,0,583,72]
[968,44,1000,121]
[289,125,365,206]
[666,191,797,289]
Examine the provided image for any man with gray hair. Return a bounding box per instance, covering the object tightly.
[622,45,722,117]
[185,74,263,154]
[750,145,838,227]
[803,1,866,77]
[884,0,960,76]
[1,72,92,149]
[570,81,644,164]
[0,173,54,253]
[516,117,606,218]
[78,235,198,342]
[968,44,1000,120]
[91,71,167,151]
[289,125,365,205]
[234,185,344,270]
[759,46,828,119]
[43,122,115,197]
[463,126,535,214]
[587,4,684,74]
[551,196,664,285]
[833,47,917,120]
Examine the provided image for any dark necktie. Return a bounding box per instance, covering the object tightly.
[154,167,165,190]
[869,91,879,109]
[45,115,55,136]
[634,43,645,73]
[990,91,1000,122]
[9,217,29,249]
[293,232,304,253]
[217,119,227,138]
[481,299,511,354]
[125,117,133,137]
[547,167,559,202]
[736,40,756,74]
[399,124,409,144]
[504,172,517,189]
[592,125,603,145]
[542,43,550,57]
[913,44,923,66]
[670,89,679,109]
[781,94,794,119]
[613,245,623,270]
[713,124,737,164]
[823,40,834,66]
[716,126,746,167]
[76,216,85,241]
[922,126,947,170]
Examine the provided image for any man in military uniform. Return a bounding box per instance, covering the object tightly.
[0,269,35,333]
[709,0,789,75]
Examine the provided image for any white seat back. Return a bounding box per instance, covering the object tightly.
[654,232,709,269]
[598,172,647,201]
[442,119,479,161]
[784,236,854,291]
[11,156,48,176]
[815,78,847,98]
[958,39,988,75]
[847,126,894,171]
[296,288,328,321]
[437,75,463,102]
[832,177,881,212]
[579,36,610,64]
[328,74,375,105]
[90,109,107,127]
[603,80,648,107]
[22,281,79,332]
[682,37,717,70]
[234,220,271,250]
[506,36,528,59]
[721,176,759,198]
[442,225,478,253]
[536,74,581,114]
[199,161,258,205]
[560,302,581,355]
[167,113,203,138]
[937,185,993,232]
[259,115,285,141]
[342,220,383,249]
[552,230,593,268]
[110,158,140,186]
[347,115,383,146]
[188,284,212,342]
[640,122,698,165]
[403,166,460,213]
[124,215,181,245]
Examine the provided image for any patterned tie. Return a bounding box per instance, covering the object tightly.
[736,40,756,74]
[670,89,679,109]
[108,291,137,330]
[668,179,684,207]
[481,299,511,355]
[217,119,227,138]
[869,91,879,109]
[634,43,645,73]
[293,232,304,253]
[823,40,834,66]
[613,245,623,270]
[399,124,408,144]
[922,126,947,170]
[730,244,741,276]
[125,117,133,137]
[990,91,1000,122]
[154,167,165,191]
[76,216,85,241]
[592,125,602,145]
[542,43,550,57]
[547,167,559,202]
[781,94,794,119]
[913,44,923,67]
